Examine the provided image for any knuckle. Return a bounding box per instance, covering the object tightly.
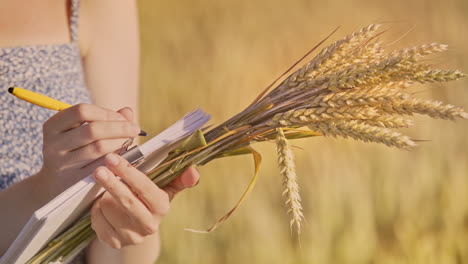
[84,123,98,140]
[109,240,122,249]
[120,196,135,210]
[42,144,61,158]
[142,221,159,235]
[105,181,116,194]
[42,120,50,133]
[101,235,121,249]
[74,103,90,121]
[123,233,144,246]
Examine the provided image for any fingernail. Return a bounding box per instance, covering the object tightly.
[106,153,120,166]
[95,168,108,182]
[117,114,127,121]
[194,179,200,186]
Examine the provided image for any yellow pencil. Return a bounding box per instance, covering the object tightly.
[8,87,71,111]
[8,87,147,136]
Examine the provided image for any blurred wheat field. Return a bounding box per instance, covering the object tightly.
[137,0,468,263]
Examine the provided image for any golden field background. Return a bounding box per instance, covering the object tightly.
[137,0,468,263]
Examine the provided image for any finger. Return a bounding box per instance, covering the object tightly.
[79,140,132,176]
[180,167,200,188]
[65,138,132,168]
[104,153,170,215]
[99,193,155,237]
[93,166,156,228]
[60,121,139,151]
[44,103,127,134]
[117,107,147,137]
[91,201,122,249]
[163,167,200,201]
[79,155,107,178]
[117,107,134,122]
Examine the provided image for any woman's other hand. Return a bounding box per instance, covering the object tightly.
[91,153,199,248]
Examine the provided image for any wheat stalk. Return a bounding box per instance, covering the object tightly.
[29,24,468,263]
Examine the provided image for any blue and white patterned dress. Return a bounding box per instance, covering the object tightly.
[0,1,91,262]
[0,0,91,190]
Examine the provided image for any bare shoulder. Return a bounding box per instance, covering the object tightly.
[79,0,139,58]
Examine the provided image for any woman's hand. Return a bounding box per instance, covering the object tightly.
[38,103,140,197]
[91,153,200,249]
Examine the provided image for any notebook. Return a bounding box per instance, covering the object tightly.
[0,109,210,264]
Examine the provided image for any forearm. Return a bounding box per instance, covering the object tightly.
[79,0,155,262]
[86,233,161,264]
[0,171,52,254]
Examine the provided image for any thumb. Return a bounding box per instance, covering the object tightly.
[163,167,200,201]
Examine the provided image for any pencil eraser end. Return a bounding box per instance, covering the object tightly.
[8,87,14,94]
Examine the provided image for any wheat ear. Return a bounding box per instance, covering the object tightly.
[308,120,416,149]
[276,128,303,235]
[284,24,381,89]
[381,98,468,120]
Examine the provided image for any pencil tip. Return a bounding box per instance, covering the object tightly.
[139,130,148,137]
[8,87,14,94]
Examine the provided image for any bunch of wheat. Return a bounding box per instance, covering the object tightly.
[28,24,466,263]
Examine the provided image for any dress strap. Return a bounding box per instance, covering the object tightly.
[70,0,80,43]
